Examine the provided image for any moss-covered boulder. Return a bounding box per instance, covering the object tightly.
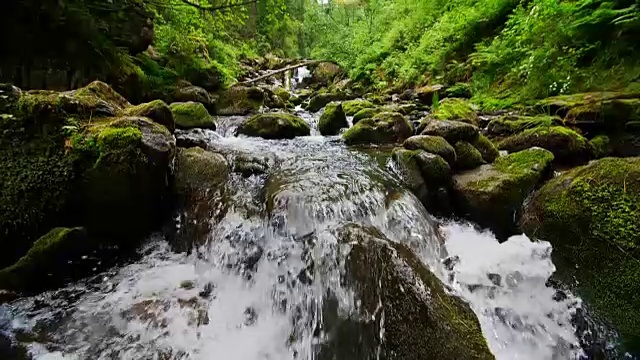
[498,126,593,164]
[353,108,380,123]
[124,99,175,132]
[330,224,494,359]
[341,99,375,116]
[520,157,640,351]
[415,84,444,105]
[0,227,91,291]
[172,147,230,251]
[273,87,291,103]
[305,92,343,112]
[215,86,264,115]
[0,82,175,273]
[454,141,485,170]
[472,134,500,163]
[170,102,216,130]
[432,98,479,126]
[453,148,554,239]
[319,102,348,136]
[486,115,562,137]
[589,134,610,158]
[420,119,479,143]
[343,112,413,145]
[237,113,310,139]
[171,85,216,113]
[403,135,457,166]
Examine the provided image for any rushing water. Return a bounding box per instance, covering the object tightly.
[0,105,621,359]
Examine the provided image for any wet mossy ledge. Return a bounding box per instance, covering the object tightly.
[0,81,176,292]
[521,157,640,352]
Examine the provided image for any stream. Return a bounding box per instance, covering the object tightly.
[0,101,625,359]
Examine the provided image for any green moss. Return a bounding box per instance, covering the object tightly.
[170,102,216,129]
[124,100,174,132]
[319,102,348,135]
[472,134,500,163]
[589,135,610,158]
[175,147,229,192]
[341,99,375,116]
[353,108,380,123]
[343,112,413,145]
[73,81,130,110]
[238,113,311,139]
[454,141,485,170]
[432,98,479,125]
[498,125,593,164]
[521,157,640,350]
[446,83,473,98]
[216,86,264,115]
[487,115,561,136]
[306,93,343,112]
[403,135,456,166]
[420,119,479,143]
[273,87,291,102]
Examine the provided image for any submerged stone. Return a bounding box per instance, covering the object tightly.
[343,112,413,145]
[521,157,640,352]
[453,147,554,239]
[237,113,311,139]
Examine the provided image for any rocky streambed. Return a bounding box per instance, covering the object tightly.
[0,66,639,359]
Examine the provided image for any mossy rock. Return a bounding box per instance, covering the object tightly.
[521,157,640,352]
[124,99,175,132]
[403,135,456,166]
[175,147,229,192]
[445,83,473,98]
[330,224,494,359]
[432,98,479,126]
[454,141,485,170]
[0,227,92,291]
[498,126,593,164]
[319,102,348,136]
[171,85,215,113]
[392,148,431,202]
[472,134,500,163]
[415,84,444,105]
[535,92,640,133]
[305,92,343,112]
[589,135,610,158]
[341,99,375,116]
[343,112,413,145]
[272,87,291,102]
[353,108,380,124]
[170,102,216,130]
[453,147,554,239]
[215,86,264,115]
[72,80,131,110]
[486,115,562,137]
[420,119,479,143]
[237,113,310,139]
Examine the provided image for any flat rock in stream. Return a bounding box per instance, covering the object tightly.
[319,223,494,360]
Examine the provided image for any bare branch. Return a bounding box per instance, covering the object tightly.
[178,0,258,12]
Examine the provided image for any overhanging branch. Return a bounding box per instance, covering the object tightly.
[178,0,258,12]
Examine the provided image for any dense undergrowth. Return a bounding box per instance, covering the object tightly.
[303,0,640,107]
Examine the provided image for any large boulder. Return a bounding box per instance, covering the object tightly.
[432,98,479,126]
[419,119,479,143]
[237,113,310,139]
[305,92,343,112]
[452,148,554,239]
[0,82,175,276]
[343,112,413,145]
[498,126,593,164]
[521,157,640,352]
[124,99,174,132]
[327,224,494,359]
[319,102,348,136]
[341,99,375,116]
[215,86,264,115]
[170,102,216,130]
[171,85,216,113]
[403,135,457,166]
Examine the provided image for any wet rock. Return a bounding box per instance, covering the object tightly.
[237,113,310,139]
[403,135,457,166]
[419,118,479,143]
[521,157,640,352]
[0,227,91,291]
[343,112,413,145]
[341,99,375,116]
[180,280,195,290]
[171,85,216,113]
[332,224,494,359]
[175,147,229,194]
[472,134,500,163]
[124,99,175,132]
[215,86,264,115]
[170,102,216,130]
[498,126,593,165]
[232,153,270,177]
[318,102,348,136]
[352,108,379,124]
[305,92,343,113]
[453,147,554,239]
[432,98,479,126]
[454,141,485,170]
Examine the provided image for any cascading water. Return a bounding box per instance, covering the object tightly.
[0,104,619,359]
